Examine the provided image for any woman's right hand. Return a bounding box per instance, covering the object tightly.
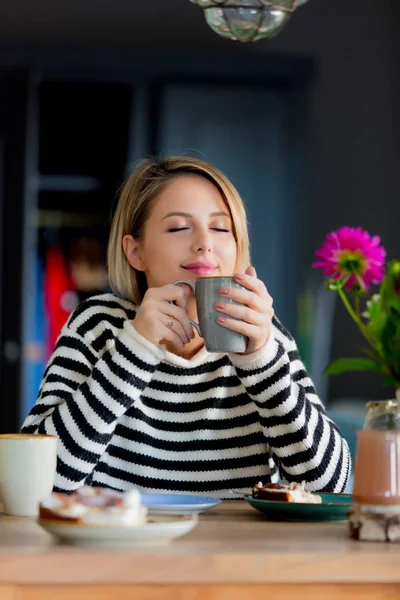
[132,284,195,349]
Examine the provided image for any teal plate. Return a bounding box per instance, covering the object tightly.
[245,493,353,522]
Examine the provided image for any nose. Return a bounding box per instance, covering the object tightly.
[191,227,213,254]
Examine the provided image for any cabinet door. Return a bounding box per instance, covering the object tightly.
[157,83,306,332]
[0,69,38,432]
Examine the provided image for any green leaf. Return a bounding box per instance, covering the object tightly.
[325,357,380,376]
[383,374,400,386]
[381,260,400,313]
[366,311,387,339]
[381,317,400,375]
[360,347,381,361]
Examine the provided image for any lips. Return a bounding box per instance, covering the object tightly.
[182,262,217,276]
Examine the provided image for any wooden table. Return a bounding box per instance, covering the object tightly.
[0,501,399,600]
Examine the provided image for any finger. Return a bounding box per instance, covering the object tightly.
[218,287,267,312]
[172,283,193,311]
[156,301,194,340]
[216,315,259,339]
[147,284,191,308]
[233,272,268,297]
[245,265,257,278]
[214,301,269,325]
[161,313,190,345]
[160,328,185,349]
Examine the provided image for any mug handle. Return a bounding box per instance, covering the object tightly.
[172,280,201,336]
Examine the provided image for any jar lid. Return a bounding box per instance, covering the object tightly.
[366,400,397,409]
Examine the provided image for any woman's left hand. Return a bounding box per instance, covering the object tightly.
[215,266,274,355]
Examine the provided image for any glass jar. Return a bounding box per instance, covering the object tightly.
[363,399,400,430]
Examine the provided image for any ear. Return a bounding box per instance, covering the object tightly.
[122,235,145,272]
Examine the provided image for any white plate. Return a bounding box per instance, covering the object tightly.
[142,493,221,515]
[38,514,198,547]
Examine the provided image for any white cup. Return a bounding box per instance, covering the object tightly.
[0,434,57,516]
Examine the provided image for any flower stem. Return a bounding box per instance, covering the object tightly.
[355,295,361,320]
[337,288,372,344]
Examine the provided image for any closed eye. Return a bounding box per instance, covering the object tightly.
[168,227,190,232]
[168,227,230,233]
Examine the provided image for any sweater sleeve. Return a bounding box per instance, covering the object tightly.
[229,317,351,493]
[21,320,164,492]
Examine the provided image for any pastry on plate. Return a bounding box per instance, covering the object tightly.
[39,486,147,526]
[252,481,322,504]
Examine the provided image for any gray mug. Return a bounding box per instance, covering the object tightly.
[173,277,248,353]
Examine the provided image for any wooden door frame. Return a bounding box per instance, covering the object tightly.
[0,69,38,432]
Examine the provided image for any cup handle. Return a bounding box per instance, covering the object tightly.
[171,280,201,336]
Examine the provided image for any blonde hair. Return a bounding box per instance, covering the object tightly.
[107,156,250,305]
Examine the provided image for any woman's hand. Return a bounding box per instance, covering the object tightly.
[215,266,274,355]
[133,284,195,349]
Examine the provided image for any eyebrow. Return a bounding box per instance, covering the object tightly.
[162,211,231,221]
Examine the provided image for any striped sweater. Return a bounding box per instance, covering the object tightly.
[22,293,350,498]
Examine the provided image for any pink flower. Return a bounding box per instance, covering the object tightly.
[313,227,386,291]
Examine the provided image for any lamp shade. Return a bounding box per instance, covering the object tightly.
[189,0,311,42]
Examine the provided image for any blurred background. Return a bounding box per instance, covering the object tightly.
[0,0,399,431]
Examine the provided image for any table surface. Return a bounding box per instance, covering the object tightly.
[0,500,399,585]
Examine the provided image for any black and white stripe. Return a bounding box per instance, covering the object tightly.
[21,293,350,498]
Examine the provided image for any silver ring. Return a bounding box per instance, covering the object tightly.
[166,316,174,329]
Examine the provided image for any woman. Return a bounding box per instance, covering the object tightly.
[22,156,350,497]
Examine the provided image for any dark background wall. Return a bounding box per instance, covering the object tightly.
[1,0,400,408]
